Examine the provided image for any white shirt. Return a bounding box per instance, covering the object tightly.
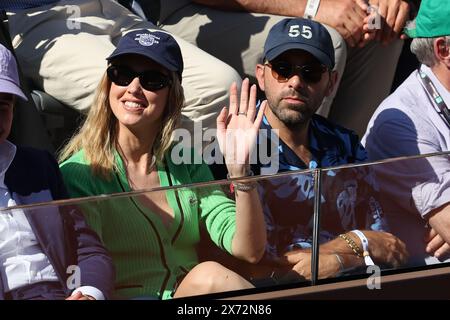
[363,65,450,217]
[362,65,450,265]
[0,141,104,299]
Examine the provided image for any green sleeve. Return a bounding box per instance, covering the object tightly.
[188,154,236,255]
[59,159,104,241]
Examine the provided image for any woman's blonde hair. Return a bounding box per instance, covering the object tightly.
[59,69,184,179]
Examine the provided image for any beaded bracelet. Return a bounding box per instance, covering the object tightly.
[227,170,256,193]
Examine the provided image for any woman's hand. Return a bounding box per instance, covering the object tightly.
[216,78,266,178]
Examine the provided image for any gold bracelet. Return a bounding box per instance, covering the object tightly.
[338,233,363,258]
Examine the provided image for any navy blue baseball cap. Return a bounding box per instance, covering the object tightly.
[264,18,335,69]
[107,29,184,80]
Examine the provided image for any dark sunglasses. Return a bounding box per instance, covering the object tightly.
[107,65,172,91]
[265,61,328,84]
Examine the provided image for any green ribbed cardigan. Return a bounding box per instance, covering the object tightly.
[60,149,236,299]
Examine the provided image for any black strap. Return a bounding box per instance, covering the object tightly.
[418,68,450,128]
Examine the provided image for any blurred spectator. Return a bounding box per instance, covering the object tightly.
[0,43,114,300]
[363,0,450,265]
[0,14,53,151]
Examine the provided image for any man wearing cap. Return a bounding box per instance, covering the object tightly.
[155,0,412,136]
[0,43,114,300]
[209,18,408,281]
[362,0,450,265]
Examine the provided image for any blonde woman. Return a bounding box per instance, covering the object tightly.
[59,30,266,299]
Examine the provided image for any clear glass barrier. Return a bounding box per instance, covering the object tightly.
[0,169,314,299]
[2,152,450,298]
[318,152,450,281]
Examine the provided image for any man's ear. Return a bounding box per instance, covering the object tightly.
[434,37,450,68]
[255,64,266,92]
[325,70,338,96]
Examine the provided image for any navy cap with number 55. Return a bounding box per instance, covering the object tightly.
[263,18,335,69]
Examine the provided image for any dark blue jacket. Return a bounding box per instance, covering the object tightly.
[2,147,114,299]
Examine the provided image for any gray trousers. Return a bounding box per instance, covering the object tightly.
[7,0,242,137]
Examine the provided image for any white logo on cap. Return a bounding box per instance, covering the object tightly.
[135,33,160,46]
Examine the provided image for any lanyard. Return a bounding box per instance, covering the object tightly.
[418,68,450,128]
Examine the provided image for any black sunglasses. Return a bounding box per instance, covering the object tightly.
[107,65,172,91]
[265,61,328,84]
